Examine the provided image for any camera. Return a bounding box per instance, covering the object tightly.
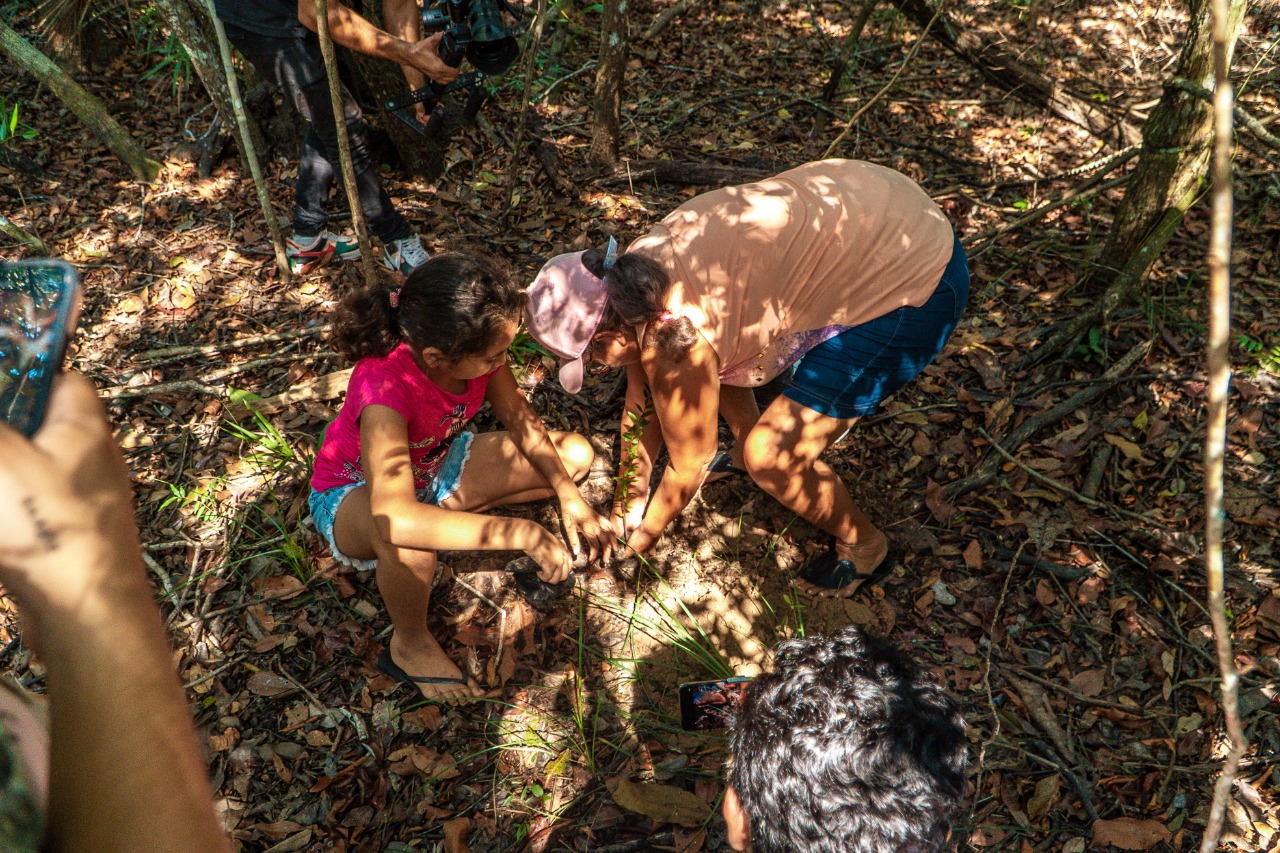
[385,0,523,137]
[424,0,522,76]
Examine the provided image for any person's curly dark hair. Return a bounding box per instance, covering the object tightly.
[581,244,698,360]
[729,628,968,853]
[331,251,524,364]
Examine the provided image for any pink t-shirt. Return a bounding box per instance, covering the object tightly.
[310,343,492,492]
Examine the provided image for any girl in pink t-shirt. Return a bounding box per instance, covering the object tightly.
[309,253,615,701]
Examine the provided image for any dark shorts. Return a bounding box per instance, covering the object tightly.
[784,231,970,419]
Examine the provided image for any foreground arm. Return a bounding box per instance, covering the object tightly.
[361,405,571,581]
[0,375,230,853]
[296,0,460,84]
[486,366,616,562]
[627,336,721,554]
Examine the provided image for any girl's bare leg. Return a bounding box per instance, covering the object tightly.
[741,395,889,593]
[441,430,594,512]
[332,486,482,700]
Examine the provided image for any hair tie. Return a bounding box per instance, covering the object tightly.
[602,235,619,272]
[389,288,401,309]
[656,311,675,323]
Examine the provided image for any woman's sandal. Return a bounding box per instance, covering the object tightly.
[376,648,478,702]
[795,543,897,597]
[704,450,747,484]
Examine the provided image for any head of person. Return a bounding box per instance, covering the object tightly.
[523,241,697,393]
[723,627,968,853]
[332,251,524,377]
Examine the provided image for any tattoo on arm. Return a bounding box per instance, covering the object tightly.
[21,497,58,551]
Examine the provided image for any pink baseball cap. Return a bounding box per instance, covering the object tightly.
[525,251,608,394]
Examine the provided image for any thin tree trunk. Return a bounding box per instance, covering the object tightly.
[1026,0,1247,365]
[354,0,447,180]
[153,0,265,166]
[202,0,291,283]
[589,0,628,166]
[0,19,161,182]
[315,0,379,285]
[1087,0,1247,287]
[888,0,1140,148]
[1198,0,1246,848]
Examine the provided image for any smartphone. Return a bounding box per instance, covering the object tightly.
[0,260,82,436]
[679,676,753,732]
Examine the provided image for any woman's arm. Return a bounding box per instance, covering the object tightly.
[360,404,571,579]
[0,374,231,853]
[627,335,721,554]
[485,366,616,561]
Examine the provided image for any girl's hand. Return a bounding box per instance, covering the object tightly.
[526,530,573,584]
[560,495,617,564]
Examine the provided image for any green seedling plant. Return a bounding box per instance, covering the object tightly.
[1234,333,1280,377]
[0,99,37,147]
[1072,325,1107,365]
[614,391,654,521]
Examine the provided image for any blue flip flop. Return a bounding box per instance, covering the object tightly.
[705,450,746,483]
[795,544,896,597]
[376,647,474,695]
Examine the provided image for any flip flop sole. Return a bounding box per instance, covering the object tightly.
[795,546,897,596]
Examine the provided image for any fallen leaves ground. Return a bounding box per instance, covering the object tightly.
[2,0,1279,851]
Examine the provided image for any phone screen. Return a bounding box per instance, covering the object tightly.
[679,676,752,731]
[0,260,82,436]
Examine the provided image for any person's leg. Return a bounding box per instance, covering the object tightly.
[289,35,411,244]
[716,385,760,470]
[755,234,970,596]
[440,431,595,512]
[741,399,889,589]
[330,486,482,700]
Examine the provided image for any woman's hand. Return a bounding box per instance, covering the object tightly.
[625,525,661,556]
[559,494,618,564]
[610,495,648,544]
[525,528,573,584]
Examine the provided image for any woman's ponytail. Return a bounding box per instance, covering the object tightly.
[331,282,401,363]
[586,244,697,360]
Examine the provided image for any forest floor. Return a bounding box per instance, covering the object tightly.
[2,0,1280,851]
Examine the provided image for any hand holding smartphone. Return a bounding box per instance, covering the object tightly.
[679,676,752,731]
[0,260,82,436]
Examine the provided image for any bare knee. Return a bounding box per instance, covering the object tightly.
[742,426,790,484]
[555,432,596,480]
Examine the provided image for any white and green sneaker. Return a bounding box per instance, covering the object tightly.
[382,234,430,275]
[320,230,362,261]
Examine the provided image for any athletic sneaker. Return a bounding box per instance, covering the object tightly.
[321,230,361,261]
[382,234,430,275]
[285,233,336,274]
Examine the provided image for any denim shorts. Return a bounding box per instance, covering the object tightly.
[308,431,474,571]
[784,231,970,419]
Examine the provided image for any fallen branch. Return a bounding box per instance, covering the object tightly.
[947,340,1150,498]
[642,0,697,40]
[135,324,329,362]
[590,159,770,188]
[0,214,44,251]
[98,354,305,400]
[230,367,354,416]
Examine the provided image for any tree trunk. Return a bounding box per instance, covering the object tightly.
[589,0,628,166]
[888,0,1140,148]
[0,20,161,182]
[354,0,448,180]
[40,0,84,72]
[153,0,265,165]
[1087,0,1247,289]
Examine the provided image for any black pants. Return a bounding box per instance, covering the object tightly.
[222,25,411,243]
